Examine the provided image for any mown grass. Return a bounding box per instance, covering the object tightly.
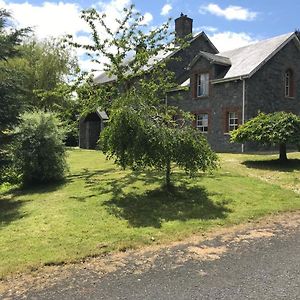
[0,149,300,278]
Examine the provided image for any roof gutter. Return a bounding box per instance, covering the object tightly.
[211,75,248,84]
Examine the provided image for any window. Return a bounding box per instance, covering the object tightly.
[196,113,208,132]
[228,112,238,131]
[197,73,209,97]
[285,69,294,98]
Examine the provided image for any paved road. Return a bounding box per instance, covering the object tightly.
[2,215,300,299]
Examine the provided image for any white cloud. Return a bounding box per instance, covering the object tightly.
[0,0,138,72]
[140,12,153,25]
[200,3,257,21]
[209,32,257,52]
[161,4,172,16]
[0,1,89,38]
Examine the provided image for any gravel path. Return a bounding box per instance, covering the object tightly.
[1,212,300,300]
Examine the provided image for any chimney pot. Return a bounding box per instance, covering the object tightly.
[175,14,193,42]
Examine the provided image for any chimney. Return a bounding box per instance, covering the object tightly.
[175,13,193,41]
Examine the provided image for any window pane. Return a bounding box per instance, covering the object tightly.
[197,73,209,97]
[228,112,238,131]
[196,113,209,132]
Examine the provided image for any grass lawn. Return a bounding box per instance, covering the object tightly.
[1,149,300,278]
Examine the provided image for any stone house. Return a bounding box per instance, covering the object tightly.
[79,14,300,152]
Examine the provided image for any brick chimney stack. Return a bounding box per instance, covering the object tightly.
[175,13,193,41]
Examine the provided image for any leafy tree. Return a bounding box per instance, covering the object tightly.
[0,9,29,134]
[13,111,67,186]
[10,38,79,111]
[0,9,29,61]
[68,4,218,188]
[6,38,80,145]
[231,112,300,161]
[0,9,29,180]
[100,89,218,187]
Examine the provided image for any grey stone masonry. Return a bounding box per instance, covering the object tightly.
[81,13,300,153]
[168,37,300,152]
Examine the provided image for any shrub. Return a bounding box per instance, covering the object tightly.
[13,111,67,186]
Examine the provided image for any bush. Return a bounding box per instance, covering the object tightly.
[13,111,67,186]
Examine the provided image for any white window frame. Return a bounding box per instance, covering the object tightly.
[196,113,209,133]
[228,112,238,131]
[197,73,209,97]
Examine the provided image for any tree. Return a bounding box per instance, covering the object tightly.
[100,86,218,188]
[13,111,67,186]
[230,112,300,161]
[0,9,29,179]
[10,38,79,111]
[69,5,218,188]
[0,9,29,134]
[6,37,80,145]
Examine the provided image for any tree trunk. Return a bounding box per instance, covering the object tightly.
[165,160,171,189]
[279,143,287,162]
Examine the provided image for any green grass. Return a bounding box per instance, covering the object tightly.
[1,149,300,278]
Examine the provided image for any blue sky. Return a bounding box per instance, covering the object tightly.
[1,0,300,71]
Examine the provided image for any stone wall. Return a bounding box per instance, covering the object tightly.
[168,38,300,153]
[168,57,244,152]
[167,33,218,84]
[246,40,300,119]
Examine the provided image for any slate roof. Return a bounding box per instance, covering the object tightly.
[93,31,218,85]
[94,32,300,85]
[189,51,231,68]
[216,32,297,82]
[93,49,171,84]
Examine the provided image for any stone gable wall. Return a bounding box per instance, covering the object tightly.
[246,40,300,119]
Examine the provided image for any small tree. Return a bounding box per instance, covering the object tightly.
[231,112,300,161]
[13,111,67,186]
[100,90,218,188]
[69,5,218,188]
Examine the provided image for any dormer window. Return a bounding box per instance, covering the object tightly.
[285,69,294,98]
[197,73,209,97]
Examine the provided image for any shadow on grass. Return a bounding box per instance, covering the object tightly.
[0,198,28,227]
[1,180,66,197]
[104,185,231,228]
[243,159,300,172]
[71,167,165,200]
[67,168,117,184]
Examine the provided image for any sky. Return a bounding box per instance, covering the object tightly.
[1,0,300,72]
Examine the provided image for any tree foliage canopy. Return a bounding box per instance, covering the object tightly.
[231,112,300,161]
[100,89,218,186]
[0,9,30,134]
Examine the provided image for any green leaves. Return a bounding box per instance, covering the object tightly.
[13,111,67,186]
[231,112,300,145]
[231,112,300,161]
[100,89,218,185]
